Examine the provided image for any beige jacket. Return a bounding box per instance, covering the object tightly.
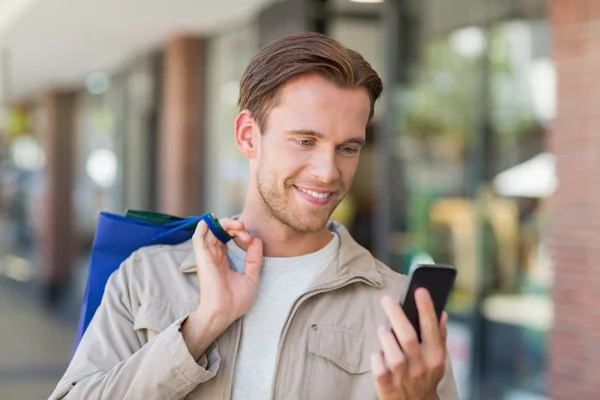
[50,222,459,400]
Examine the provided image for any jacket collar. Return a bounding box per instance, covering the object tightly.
[178,221,383,287]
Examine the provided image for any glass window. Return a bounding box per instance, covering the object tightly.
[383,0,551,398]
[205,23,259,218]
[74,74,126,245]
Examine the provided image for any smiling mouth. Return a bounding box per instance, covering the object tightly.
[294,185,333,200]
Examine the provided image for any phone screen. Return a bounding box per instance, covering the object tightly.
[400,264,456,342]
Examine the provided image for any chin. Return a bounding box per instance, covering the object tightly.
[260,186,338,233]
[287,212,332,233]
[299,220,329,233]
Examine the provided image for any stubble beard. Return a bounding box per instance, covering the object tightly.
[256,159,345,234]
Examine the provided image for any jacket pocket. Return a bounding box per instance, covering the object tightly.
[133,297,196,341]
[304,325,380,400]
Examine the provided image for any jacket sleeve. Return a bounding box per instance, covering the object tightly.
[437,351,460,400]
[48,257,221,400]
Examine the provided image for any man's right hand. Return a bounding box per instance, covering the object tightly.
[181,217,263,360]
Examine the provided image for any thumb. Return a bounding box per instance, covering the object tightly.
[243,238,263,283]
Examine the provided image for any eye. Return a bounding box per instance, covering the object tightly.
[295,139,315,147]
[339,146,360,155]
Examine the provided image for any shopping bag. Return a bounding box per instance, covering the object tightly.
[73,210,202,350]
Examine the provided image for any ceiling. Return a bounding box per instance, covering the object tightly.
[0,0,276,101]
[0,0,548,102]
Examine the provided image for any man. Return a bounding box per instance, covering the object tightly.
[50,32,458,400]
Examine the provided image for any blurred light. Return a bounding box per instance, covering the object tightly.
[5,107,29,135]
[220,80,239,105]
[0,255,33,282]
[86,149,117,187]
[350,0,384,3]
[503,390,549,400]
[86,72,110,95]
[11,135,45,171]
[409,252,435,274]
[450,27,486,58]
[529,58,556,123]
[482,294,553,331]
[493,152,557,198]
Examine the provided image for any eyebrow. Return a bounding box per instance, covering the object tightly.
[288,129,366,146]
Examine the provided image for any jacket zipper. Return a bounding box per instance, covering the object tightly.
[269,274,380,399]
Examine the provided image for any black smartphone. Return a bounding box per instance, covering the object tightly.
[400,264,457,342]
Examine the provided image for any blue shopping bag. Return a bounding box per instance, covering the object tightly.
[73,211,203,350]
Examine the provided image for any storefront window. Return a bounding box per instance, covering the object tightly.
[205,23,259,217]
[74,74,126,248]
[0,103,45,280]
[383,0,551,398]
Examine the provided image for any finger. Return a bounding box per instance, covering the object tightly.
[217,217,245,232]
[205,222,222,247]
[243,238,263,283]
[192,220,209,248]
[377,325,407,382]
[371,351,394,399]
[216,218,251,242]
[381,296,423,365]
[195,218,231,251]
[203,216,245,246]
[228,229,252,243]
[192,221,219,279]
[439,312,448,343]
[415,288,442,349]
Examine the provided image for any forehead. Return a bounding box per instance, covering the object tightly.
[267,75,371,135]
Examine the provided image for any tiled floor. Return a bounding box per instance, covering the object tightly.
[0,283,77,400]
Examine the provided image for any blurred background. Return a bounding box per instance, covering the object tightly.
[0,0,594,399]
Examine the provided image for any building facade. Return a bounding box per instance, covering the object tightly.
[0,0,594,398]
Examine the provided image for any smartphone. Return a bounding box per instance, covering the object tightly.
[400,264,457,342]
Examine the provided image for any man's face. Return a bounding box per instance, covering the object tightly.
[255,74,371,233]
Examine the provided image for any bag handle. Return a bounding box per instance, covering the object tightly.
[154,213,232,243]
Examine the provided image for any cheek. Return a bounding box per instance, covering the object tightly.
[271,143,311,169]
[338,158,359,185]
[261,146,302,180]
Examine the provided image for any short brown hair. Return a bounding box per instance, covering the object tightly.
[238,32,383,130]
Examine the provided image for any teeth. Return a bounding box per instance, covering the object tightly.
[297,187,330,199]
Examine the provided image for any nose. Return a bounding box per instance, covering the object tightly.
[309,148,340,184]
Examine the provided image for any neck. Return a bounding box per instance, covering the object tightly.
[236,198,333,258]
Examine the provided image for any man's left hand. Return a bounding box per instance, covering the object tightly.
[371,288,447,400]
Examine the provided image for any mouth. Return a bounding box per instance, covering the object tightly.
[294,186,332,199]
[293,185,334,205]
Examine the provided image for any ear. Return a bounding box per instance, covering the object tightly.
[235,110,260,159]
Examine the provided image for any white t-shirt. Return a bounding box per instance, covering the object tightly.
[228,233,340,400]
